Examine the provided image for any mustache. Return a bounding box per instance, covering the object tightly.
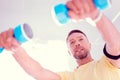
[74,47,84,51]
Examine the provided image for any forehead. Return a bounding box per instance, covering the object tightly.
[67,33,86,41]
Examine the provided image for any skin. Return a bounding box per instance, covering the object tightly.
[67,32,93,66]
[66,0,120,68]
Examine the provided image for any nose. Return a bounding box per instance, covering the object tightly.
[75,41,80,48]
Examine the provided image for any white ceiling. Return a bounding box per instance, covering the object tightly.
[0,0,120,59]
[0,0,120,79]
[0,0,120,41]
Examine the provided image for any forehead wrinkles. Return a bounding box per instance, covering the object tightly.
[67,34,84,44]
[66,32,88,44]
[68,33,84,40]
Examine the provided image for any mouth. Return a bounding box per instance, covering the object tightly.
[75,48,84,53]
[74,48,88,60]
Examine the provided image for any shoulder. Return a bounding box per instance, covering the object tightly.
[57,71,74,80]
[96,56,120,70]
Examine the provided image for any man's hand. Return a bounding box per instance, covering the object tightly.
[66,0,100,21]
[0,28,20,52]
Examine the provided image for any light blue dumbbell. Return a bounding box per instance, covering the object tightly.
[0,23,33,53]
[53,0,111,25]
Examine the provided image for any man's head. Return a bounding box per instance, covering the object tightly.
[66,29,93,65]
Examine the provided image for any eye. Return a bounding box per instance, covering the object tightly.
[79,38,83,41]
[70,41,75,45]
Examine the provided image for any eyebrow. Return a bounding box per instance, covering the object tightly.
[69,36,83,41]
[69,39,74,42]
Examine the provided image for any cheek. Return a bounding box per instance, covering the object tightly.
[68,45,74,53]
[87,43,91,50]
[82,41,91,49]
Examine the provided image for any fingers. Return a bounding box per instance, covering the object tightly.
[7,28,14,38]
[5,28,14,50]
[4,37,13,50]
[0,34,4,47]
[66,0,83,20]
[66,1,79,14]
[10,38,21,51]
[4,37,20,51]
[66,0,87,20]
[66,0,98,20]
[0,28,18,50]
[0,31,7,47]
[73,0,84,14]
[68,10,80,20]
[87,0,96,12]
[66,0,84,14]
[82,0,90,14]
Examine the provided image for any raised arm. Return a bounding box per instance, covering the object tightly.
[66,0,120,68]
[95,14,120,68]
[0,29,60,80]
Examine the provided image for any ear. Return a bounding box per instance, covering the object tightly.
[89,42,91,49]
[68,50,72,56]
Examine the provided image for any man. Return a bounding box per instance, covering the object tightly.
[0,0,120,80]
[66,29,93,67]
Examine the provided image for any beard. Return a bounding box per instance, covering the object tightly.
[73,48,88,60]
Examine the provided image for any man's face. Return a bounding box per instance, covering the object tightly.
[67,33,91,60]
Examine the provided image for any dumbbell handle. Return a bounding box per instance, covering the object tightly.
[0,23,33,53]
[0,34,16,53]
[0,33,23,53]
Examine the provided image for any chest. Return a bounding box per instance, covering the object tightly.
[74,61,120,80]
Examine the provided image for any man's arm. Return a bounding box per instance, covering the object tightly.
[12,47,61,80]
[66,0,120,68]
[0,29,61,80]
[95,14,120,68]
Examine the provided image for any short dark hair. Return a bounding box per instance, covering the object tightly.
[66,29,87,41]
